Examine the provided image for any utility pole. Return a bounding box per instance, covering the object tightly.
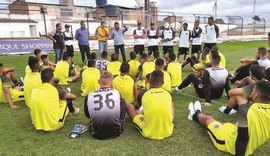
[214,0,217,19]
[253,0,256,16]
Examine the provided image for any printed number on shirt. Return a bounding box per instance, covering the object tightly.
[93,93,115,111]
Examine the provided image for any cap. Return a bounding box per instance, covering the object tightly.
[65,24,70,28]
[164,23,169,29]
[137,21,142,25]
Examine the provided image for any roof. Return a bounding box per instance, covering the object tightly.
[0,19,38,23]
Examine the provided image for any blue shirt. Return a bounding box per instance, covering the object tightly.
[75,28,90,45]
[110,27,127,45]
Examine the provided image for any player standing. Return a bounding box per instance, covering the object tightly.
[204,17,219,50]
[191,20,203,60]
[147,22,159,56]
[178,23,191,61]
[161,23,175,58]
[133,21,146,56]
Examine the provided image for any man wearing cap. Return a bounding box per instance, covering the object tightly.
[191,20,203,60]
[47,23,66,63]
[133,21,146,56]
[63,24,74,61]
[161,23,175,58]
[75,21,91,63]
[111,22,128,62]
[96,21,110,57]
[147,23,159,56]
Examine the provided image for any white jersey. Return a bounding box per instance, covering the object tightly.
[192,27,202,45]
[179,30,191,48]
[162,29,174,46]
[257,58,270,70]
[205,24,219,43]
[63,31,73,46]
[96,59,109,71]
[86,88,125,139]
[147,29,158,46]
[133,29,145,45]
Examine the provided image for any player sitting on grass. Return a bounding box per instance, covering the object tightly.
[95,51,109,71]
[128,51,141,80]
[24,57,42,107]
[40,53,56,71]
[113,62,138,105]
[188,80,270,156]
[154,58,171,92]
[106,53,122,77]
[165,52,182,88]
[54,53,80,85]
[219,65,266,115]
[175,54,230,106]
[231,47,270,83]
[136,53,155,89]
[30,69,79,132]
[81,59,100,96]
[25,49,43,75]
[127,70,175,140]
[0,63,24,109]
[84,71,126,140]
[211,46,226,68]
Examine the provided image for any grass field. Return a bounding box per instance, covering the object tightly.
[0,40,270,156]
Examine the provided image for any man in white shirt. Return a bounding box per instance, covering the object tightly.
[178,23,191,61]
[161,23,175,58]
[63,24,74,60]
[191,20,203,60]
[133,21,146,56]
[147,22,159,56]
[204,17,219,50]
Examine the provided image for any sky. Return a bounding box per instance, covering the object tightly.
[0,0,269,20]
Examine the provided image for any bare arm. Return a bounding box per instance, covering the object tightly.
[3,87,16,109]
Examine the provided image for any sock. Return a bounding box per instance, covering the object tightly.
[192,110,202,123]
[67,100,75,113]
[224,106,232,114]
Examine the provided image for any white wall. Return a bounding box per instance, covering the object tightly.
[0,23,38,37]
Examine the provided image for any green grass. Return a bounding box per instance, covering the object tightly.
[0,40,270,155]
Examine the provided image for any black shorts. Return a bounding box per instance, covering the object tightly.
[163,46,174,54]
[203,43,216,50]
[191,45,202,54]
[178,47,189,55]
[66,45,74,57]
[134,45,145,55]
[148,45,159,55]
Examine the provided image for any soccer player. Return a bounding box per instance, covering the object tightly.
[0,63,24,109]
[188,80,270,156]
[175,54,230,106]
[84,71,126,140]
[113,62,138,105]
[231,47,270,83]
[128,51,141,79]
[133,21,146,56]
[191,20,203,60]
[106,53,122,77]
[111,22,128,62]
[178,23,191,61]
[75,21,91,63]
[47,23,66,63]
[127,70,174,140]
[166,52,182,88]
[211,46,226,68]
[147,22,159,56]
[40,54,56,71]
[63,24,74,60]
[137,54,155,89]
[161,23,175,58]
[155,58,171,92]
[30,69,77,132]
[24,57,42,107]
[95,51,109,71]
[219,65,266,115]
[96,21,109,56]
[54,53,80,85]
[81,59,100,96]
[204,16,219,50]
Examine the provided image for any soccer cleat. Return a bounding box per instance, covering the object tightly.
[194,101,202,113]
[174,87,181,93]
[188,102,195,120]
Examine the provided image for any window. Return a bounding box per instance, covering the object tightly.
[60,8,73,17]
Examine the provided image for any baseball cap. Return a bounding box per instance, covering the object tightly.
[65,24,70,28]
[164,23,169,29]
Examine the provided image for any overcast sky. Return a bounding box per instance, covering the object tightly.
[0,0,269,20]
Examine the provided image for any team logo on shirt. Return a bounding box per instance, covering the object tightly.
[214,124,219,129]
